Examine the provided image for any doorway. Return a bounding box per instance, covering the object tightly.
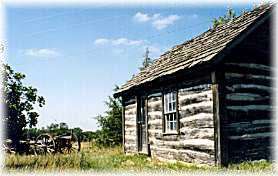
[137,96,148,154]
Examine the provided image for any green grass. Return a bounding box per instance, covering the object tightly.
[4,143,274,173]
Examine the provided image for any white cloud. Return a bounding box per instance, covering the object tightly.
[133,12,181,30]
[152,13,161,20]
[152,15,181,30]
[133,12,151,22]
[133,12,162,23]
[94,38,109,45]
[23,48,60,58]
[94,38,144,46]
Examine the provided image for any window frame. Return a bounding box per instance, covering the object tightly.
[162,90,180,134]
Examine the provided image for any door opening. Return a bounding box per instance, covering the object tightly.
[137,96,148,154]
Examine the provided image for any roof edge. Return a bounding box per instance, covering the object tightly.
[114,4,273,98]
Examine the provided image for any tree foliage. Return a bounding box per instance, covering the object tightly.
[139,48,152,71]
[2,64,45,150]
[213,8,236,28]
[95,86,122,147]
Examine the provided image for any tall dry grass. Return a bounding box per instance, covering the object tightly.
[4,142,274,172]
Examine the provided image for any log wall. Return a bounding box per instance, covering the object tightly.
[124,97,137,153]
[221,17,272,163]
[222,63,272,163]
[147,83,215,165]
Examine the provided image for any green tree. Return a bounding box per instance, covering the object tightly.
[213,8,236,28]
[23,127,42,140]
[95,86,122,147]
[2,64,45,151]
[82,131,96,142]
[139,47,152,71]
[45,122,70,135]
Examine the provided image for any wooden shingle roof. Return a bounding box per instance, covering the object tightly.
[115,4,272,96]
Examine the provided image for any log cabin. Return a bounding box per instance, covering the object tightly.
[114,4,274,166]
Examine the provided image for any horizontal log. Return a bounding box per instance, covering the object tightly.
[179,101,212,112]
[225,73,271,86]
[125,127,136,131]
[125,125,136,130]
[226,93,269,101]
[225,84,271,94]
[148,100,162,107]
[125,104,136,110]
[148,114,162,122]
[148,124,163,131]
[125,131,136,136]
[125,115,136,121]
[252,119,271,125]
[148,111,162,117]
[226,105,272,112]
[180,106,213,118]
[125,119,136,124]
[148,103,162,112]
[228,132,272,140]
[148,119,162,126]
[151,138,214,152]
[150,146,214,165]
[180,113,213,123]
[179,93,212,106]
[181,121,213,129]
[179,90,212,101]
[179,127,214,139]
[179,84,212,96]
[226,120,271,128]
[225,125,271,136]
[225,73,271,80]
[125,110,136,115]
[148,129,162,134]
[148,92,162,100]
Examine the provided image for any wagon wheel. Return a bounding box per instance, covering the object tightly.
[35,134,55,155]
[57,133,81,154]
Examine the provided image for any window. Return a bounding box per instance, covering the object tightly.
[163,91,178,133]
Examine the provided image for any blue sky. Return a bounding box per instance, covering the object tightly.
[6,3,253,131]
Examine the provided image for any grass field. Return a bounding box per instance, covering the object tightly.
[4,142,274,173]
